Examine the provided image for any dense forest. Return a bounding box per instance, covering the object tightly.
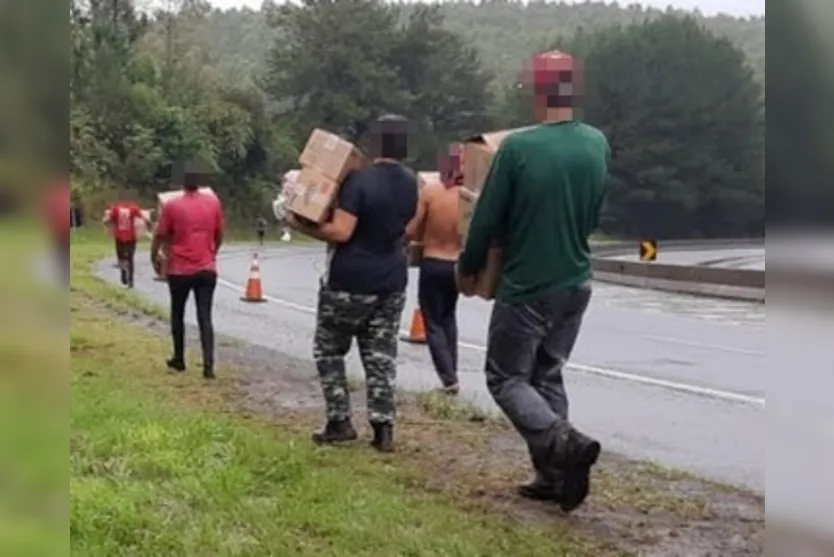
[168,1,765,90]
[67,0,790,238]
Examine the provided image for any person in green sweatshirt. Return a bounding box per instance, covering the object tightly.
[457,51,609,513]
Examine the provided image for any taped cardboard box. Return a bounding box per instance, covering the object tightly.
[293,129,367,223]
[285,166,340,223]
[299,129,365,184]
[462,127,533,194]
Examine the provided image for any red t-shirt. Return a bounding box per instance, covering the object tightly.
[44,182,71,244]
[108,202,143,243]
[156,190,224,276]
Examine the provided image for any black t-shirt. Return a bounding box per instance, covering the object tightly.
[327,162,419,295]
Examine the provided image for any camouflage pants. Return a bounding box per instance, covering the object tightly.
[313,287,406,424]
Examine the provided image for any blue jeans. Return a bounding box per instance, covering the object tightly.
[485,283,592,481]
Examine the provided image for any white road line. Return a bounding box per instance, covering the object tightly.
[216,275,766,409]
[640,334,764,357]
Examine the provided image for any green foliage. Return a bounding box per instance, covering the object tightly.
[71,0,767,236]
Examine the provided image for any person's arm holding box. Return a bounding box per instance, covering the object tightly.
[457,142,515,294]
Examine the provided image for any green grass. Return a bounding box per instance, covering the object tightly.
[66,229,623,556]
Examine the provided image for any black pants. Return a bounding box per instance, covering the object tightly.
[257,230,265,246]
[418,258,460,387]
[168,271,218,371]
[115,240,137,286]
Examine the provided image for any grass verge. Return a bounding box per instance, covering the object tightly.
[68,230,622,556]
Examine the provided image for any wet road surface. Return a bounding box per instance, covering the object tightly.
[610,247,766,270]
[95,244,766,493]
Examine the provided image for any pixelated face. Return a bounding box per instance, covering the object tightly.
[369,115,411,160]
[438,143,464,187]
[521,50,584,116]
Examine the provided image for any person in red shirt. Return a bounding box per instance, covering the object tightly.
[150,166,225,379]
[43,180,71,285]
[104,195,150,288]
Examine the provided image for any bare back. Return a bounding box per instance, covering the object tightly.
[421,184,461,261]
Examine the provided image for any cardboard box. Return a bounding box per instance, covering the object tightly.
[285,166,339,223]
[299,129,365,184]
[472,247,502,300]
[462,127,533,193]
[458,187,478,241]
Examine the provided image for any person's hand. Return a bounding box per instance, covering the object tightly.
[151,253,162,275]
[454,264,476,296]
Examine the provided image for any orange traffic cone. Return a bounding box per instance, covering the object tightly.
[400,307,427,344]
[241,253,266,303]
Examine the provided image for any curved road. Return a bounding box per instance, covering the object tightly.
[96,243,766,493]
[609,247,766,270]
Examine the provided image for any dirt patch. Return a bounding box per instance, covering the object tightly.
[95,296,764,556]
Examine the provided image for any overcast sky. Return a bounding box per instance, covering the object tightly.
[205,0,765,18]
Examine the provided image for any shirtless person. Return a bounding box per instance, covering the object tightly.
[407,145,464,394]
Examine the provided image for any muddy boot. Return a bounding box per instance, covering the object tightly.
[311,419,358,446]
[558,428,601,513]
[370,422,394,453]
[517,471,565,503]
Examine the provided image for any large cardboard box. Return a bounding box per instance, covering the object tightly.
[299,129,365,184]
[456,187,502,300]
[292,129,367,223]
[458,187,478,241]
[462,127,533,194]
[472,247,502,300]
[285,166,340,223]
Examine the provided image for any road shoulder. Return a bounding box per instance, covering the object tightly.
[72,235,765,556]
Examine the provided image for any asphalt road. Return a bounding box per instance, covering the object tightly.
[94,243,767,494]
[610,247,766,270]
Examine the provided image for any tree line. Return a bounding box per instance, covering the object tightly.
[70,0,774,238]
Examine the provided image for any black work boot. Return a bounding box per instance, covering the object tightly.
[517,473,565,503]
[558,427,601,513]
[203,364,215,380]
[370,422,394,453]
[166,358,186,373]
[311,419,358,445]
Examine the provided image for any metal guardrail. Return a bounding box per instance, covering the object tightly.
[589,239,765,301]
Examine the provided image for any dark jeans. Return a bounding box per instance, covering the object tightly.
[257,230,265,246]
[418,258,460,387]
[168,271,218,371]
[485,283,592,481]
[115,240,137,286]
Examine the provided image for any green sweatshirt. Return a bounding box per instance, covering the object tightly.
[458,121,610,303]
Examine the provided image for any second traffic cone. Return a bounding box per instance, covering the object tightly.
[241,253,266,303]
[400,307,427,344]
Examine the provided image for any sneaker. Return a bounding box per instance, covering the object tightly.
[370,422,394,453]
[312,419,358,445]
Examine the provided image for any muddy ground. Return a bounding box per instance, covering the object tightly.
[107,301,764,556]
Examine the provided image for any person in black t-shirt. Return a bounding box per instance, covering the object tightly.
[287,115,418,452]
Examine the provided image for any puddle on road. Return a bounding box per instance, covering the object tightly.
[593,283,765,327]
